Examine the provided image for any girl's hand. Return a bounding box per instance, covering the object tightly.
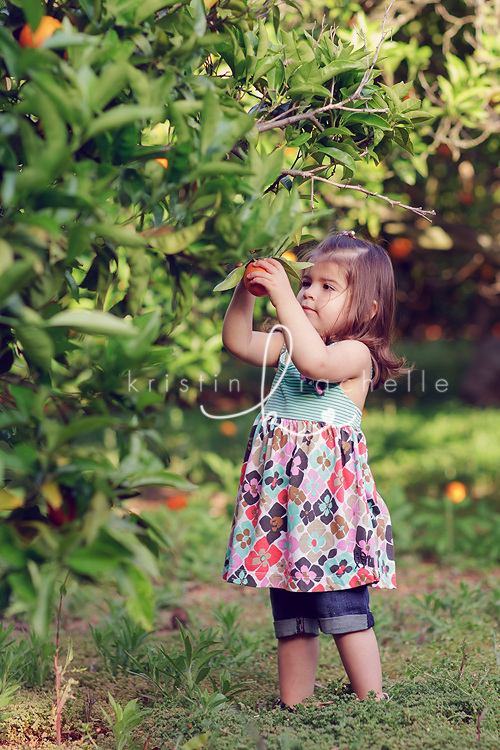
[245,258,295,308]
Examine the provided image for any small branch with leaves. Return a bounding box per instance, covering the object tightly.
[281,168,436,222]
[257,0,395,135]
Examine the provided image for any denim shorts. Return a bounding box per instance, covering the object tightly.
[269,586,375,638]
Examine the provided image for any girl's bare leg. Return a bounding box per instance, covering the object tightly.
[277,633,320,706]
[333,628,384,699]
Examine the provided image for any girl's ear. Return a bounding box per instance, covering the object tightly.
[365,300,378,322]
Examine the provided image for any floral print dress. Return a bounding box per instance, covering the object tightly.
[223,347,396,593]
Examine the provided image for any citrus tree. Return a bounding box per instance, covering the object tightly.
[295,0,500,347]
[0,0,432,632]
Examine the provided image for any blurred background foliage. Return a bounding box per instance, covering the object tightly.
[0,0,499,634]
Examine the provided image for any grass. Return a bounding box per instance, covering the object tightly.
[2,380,500,749]
[1,556,500,750]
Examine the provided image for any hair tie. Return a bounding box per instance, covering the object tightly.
[339,230,355,238]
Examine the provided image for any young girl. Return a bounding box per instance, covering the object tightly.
[221,231,403,706]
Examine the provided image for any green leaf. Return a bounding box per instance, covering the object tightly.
[125,471,196,491]
[64,270,80,302]
[403,110,434,123]
[392,81,413,99]
[394,127,414,155]
[7,570,36,604]
[82,491,111,545]
[21,0,44,31]
[287,132,311,147]
[0,260,36,306]
[319,59,365,84]
[117,563,155,631]
[88,223,148,248]
[252,56,278,83]
[28,561,57,637]
[193,0,207,38]
[187,161,254,179]
[46,415,117,451]
[150,218,207,255]
[213,265,245,292]
[320,126,353,138]
[135,0,182,24]
[277,258,313,281]
[67,225,90,264]
[314,145,356,171]
[16,325,54,371]
[68,545,121,577]
[90,64,130,113]
[200,90,220,157]
[288,83,333,100]
[84,105,163,142]
[46,310,136,337]
[343,112,392,130]
[8,385,36,417]
[256,19,268,60]
[380,83,402,114]
[182,733,211,750]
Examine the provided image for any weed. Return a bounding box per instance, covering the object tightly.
[90,610,152,676]
[130,622,223,701]
[129,621,250,714]
[0,626,55,689]
[0,684,20,722]
[102,693,146,750]
[52,642,81,747]
[211,600,261,667]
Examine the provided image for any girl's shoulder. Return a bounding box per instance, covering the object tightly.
[326,339,373,382]
[329,338,372,359]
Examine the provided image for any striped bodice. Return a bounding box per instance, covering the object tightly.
[264,345,363,428]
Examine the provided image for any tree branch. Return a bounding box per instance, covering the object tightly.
[256,103,388,133]
[281,168,436,221]
[256,5,396,135]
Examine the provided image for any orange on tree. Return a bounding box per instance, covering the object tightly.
[19,16,62,48]
[244,261,270,297]
[155,158,169,168]
[445,481,467,503]
[220,420,237,436]
[389,237,413,260]
[165,493,187,510]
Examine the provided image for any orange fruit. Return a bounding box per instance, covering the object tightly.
[389,237,413,260]
[281,250,297,262]
[19,16,63,48]
[220,420,237,436]
[445,481,467,504]
[155,158,169,168]
[165,493,187,510]
[244,261,269,297]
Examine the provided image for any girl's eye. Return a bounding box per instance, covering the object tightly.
[301,280,311,288]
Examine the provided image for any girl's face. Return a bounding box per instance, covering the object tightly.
[297,259,350,339]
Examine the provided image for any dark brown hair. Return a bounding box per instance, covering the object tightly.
[306,232,408,389]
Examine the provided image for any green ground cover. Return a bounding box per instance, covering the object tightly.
[2,544,500,749]
[2,378,499,749]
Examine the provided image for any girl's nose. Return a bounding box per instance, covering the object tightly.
[303,286,315,299]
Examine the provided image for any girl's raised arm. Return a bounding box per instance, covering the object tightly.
[222,281,284,367]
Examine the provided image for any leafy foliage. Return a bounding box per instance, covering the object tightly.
[292,1,500,343]
[0,0,432,632]
[102,693,147,750]
[90,609,153,676]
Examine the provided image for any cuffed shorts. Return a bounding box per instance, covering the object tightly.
[269,585,375,638]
